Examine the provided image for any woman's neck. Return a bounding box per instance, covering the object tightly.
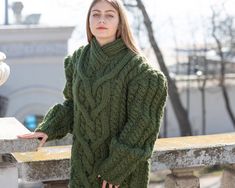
[96,37,116,46]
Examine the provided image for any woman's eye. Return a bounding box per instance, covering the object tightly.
[106,14,114,18]
[92,14,100,17]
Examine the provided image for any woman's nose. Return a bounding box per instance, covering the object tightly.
[98,16,105,24]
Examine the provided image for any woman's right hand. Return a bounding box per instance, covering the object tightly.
[17,132,48,148]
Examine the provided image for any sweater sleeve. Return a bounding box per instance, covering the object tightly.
[34,47,83,141]
[96,67,168,185]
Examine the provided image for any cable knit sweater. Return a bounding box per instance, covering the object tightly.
[35,37,168,188]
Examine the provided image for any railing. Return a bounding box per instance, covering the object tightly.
[10,130,235,188]
[0,117,38,187]
[1,117,235,187]
[153,133,235,188]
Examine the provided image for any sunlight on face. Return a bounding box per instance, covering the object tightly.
[89,0,119,46]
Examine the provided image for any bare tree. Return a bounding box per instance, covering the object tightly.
[211,5,235,128]
[169,17,180,75]
[124,0,193,136]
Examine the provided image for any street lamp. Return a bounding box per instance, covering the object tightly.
[0,52,10,86]
[195,66,206,135]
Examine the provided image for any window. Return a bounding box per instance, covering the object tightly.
[24,114,44,131]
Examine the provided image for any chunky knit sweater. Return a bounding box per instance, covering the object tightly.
[35,37,168,188]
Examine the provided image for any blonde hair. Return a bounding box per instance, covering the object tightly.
[86,0,140,54]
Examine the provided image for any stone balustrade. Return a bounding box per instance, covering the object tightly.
[11,131,235,188]
[0,117,38,188]
[153,133,235,188]
[1,117,235,187]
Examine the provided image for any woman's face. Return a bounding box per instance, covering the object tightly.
[89,0,120,45]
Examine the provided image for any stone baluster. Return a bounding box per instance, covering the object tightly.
[0,117,38,188]
[220,164,235,188]
[165,167,200,188]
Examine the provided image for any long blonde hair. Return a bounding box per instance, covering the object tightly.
[86,0,140,54]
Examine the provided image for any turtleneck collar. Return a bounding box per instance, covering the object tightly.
[77,37,136,80]
[90,37,127,61]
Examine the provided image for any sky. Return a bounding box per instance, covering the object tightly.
[1,0,235,65]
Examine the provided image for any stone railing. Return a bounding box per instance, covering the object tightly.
[153,133,235,187]
[2,117,235,187]
[13,132,235,187]
[0,117,38,187]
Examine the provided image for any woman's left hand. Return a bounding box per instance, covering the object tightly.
[98,175,120,188]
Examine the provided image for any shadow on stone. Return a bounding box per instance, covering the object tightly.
[0,95,8,117]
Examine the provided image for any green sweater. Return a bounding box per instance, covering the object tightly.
[35,37,168,188]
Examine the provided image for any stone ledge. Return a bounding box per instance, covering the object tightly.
[152,133,235,171]
[13,145,71,182]
[0,42,67,58]
[18,159,70,182]
[0,25,75,42]
[0,117,39,154]
[12,133,235,182]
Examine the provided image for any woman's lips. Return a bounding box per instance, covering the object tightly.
[96,27,108,30]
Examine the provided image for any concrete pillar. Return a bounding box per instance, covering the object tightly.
[0,157,18,188]
[165,168,200,188]
[221,164,235,188]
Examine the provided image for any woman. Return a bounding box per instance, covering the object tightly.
[18,0,168,187]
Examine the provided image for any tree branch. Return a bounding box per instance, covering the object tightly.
[123,3,137,8]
